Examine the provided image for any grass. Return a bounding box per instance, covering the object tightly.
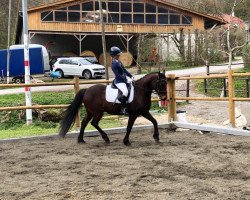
[196,68,250,98]
[0,118,123,140]
[0,91,165,139]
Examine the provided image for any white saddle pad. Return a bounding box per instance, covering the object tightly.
[106,85,134,103]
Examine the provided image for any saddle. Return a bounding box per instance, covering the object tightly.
[106,81,134,104]
[111,80,132,101]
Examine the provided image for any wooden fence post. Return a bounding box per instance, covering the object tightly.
[167,75,173,122]
[74,76,81,130]
[223,78,227,97]
[228,70,236,128]
[172,74,177,121]
[167,74,177,122]
[186,79,190,103]
[246,79,249,98]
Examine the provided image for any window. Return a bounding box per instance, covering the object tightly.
[133,3,144,12]
[82,12,95,23]
[82,2,94,11]
[121,3,131,12]
[108,2,119,12]
[134,14,144,23]
[68,12,80,22]
[41,11,53,21]
[68,5,80,11]
[59,59,70,64]
[55,11,67,21]
[146,4,156,13]
[158,7,168,14]
[182,15,192,24]
[121,14,132,23]
[40,1,193,26]
[79,59,91,65]
[170,15,180,24]
[71,60,79,65]
[146,14,156,24]
[108,13,119,23]
[158,15,169,24]
[95,1,106,10]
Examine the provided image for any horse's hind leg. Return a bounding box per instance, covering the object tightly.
[141,112,159,143]
[91,113,110,144]
[78,111,92,143]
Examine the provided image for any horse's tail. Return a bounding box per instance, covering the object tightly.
[59,89,86,137]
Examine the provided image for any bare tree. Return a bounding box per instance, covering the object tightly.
[214,0,249,69]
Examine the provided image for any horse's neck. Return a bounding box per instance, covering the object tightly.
[135,74,156,99]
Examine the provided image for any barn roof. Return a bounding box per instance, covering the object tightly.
[27,0,225,26]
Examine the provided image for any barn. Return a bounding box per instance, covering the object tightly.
[21,0,224,64]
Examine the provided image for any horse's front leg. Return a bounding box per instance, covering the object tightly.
[141,112,159,143]
[124,114,137,146]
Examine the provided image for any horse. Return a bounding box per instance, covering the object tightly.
[59,72,167,146]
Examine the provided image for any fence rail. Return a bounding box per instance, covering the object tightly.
[1,70,250,129]
[167,71,250,128]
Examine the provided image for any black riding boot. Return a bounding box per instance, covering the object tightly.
[119,95,129,115]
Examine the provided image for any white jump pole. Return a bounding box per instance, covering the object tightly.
[22,0,32,125]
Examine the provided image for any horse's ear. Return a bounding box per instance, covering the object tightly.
[163,69,165,75]
[158,71,160,77]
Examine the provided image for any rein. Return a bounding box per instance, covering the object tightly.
[134,78,167,95]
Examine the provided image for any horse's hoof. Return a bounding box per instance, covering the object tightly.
[155,139,160,144]
[78,139,86,144]
[104,138,110,144]
[123,140,131,146]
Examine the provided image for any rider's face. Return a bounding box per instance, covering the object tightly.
[114,55,120,60]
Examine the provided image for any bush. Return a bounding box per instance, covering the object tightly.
[242,44,250,68]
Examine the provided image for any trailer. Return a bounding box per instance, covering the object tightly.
[0,44,50,83]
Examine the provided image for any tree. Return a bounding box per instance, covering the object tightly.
[216,0,249,69]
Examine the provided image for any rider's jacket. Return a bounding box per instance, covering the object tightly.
[112,59,132,84]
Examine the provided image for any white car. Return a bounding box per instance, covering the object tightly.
[52,57,105,79]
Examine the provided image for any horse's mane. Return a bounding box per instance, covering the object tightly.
[135,72,158,82]
[135,72,165,83]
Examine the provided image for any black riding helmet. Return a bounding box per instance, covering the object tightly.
[110,46,122,57]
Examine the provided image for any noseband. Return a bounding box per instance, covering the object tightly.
[154,78,167,95]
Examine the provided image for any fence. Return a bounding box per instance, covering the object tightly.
[0,70,250,129]
[167,70,250,128]
[0,78,161,129]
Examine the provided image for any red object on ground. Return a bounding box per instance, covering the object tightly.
[161,100,167,107]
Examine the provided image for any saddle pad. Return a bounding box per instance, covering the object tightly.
[106,85,134,103]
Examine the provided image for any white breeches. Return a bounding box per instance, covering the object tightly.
[115,83,128,97]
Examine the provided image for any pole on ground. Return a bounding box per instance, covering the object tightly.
[6,0,12,84]
[22,0,32,125]
[228,70,235,128]
[74,77,81,130]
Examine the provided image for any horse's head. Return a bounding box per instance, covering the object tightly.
[152,72,167,100]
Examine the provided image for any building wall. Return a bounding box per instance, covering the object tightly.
[28,11,205,34]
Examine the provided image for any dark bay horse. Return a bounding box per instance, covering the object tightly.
[59,72,167,146]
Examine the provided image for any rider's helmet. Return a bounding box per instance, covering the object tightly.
[110,46,122,57]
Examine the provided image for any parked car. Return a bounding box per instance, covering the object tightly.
[52,57,105,79]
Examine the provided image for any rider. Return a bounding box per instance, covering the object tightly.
[110,46,133,115]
